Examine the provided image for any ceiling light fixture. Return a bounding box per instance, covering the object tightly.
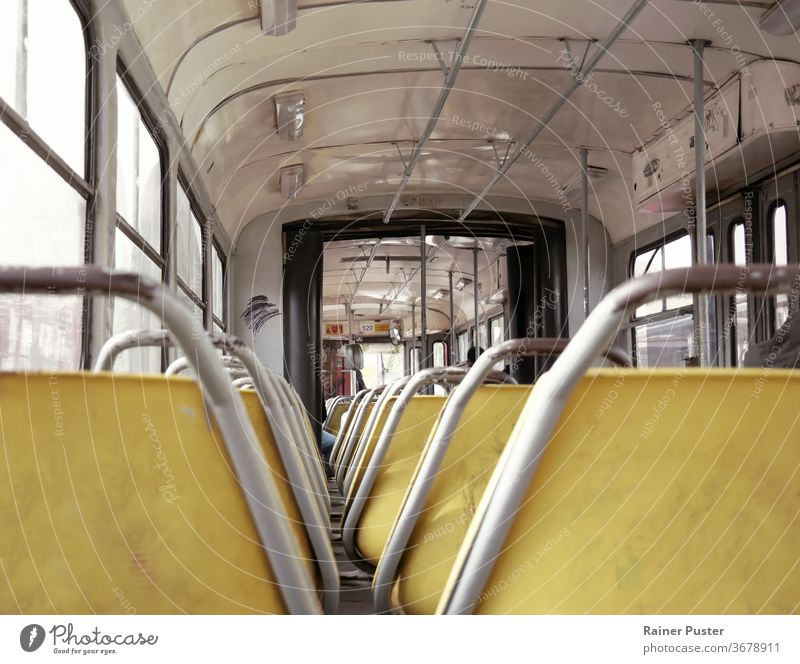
[280,164,304,199]
[760,0,800,35]
[455,277,473,291]
[260,0,297,36]
[565,164,608,202]
[431,289,450,300]
[274,91,305,141]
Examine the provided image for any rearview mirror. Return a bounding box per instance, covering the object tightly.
[389,326,402,346]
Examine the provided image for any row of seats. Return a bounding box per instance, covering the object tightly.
[332,265,800,614]
[0,267,337,615]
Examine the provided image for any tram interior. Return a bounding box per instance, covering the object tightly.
[1,0,800,617]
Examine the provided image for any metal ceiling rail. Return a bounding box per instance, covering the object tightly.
[453,0,651,225]
[349,239,381,306]
[381,239,447,311]
[382,0,489,224]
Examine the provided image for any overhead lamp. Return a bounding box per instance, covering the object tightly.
[274,91,305,141]
[760,0,800,36]
[431,289,450,301]
[260,0,297,36]
[280,164,304,199]
[483,289,507,306]
[455,277,473,291]
[565,164,608,202]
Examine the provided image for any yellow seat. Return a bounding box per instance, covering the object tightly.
[344,397,395,501]
[455,369,800,614]
[0,372,319,614]
[335,402,375,477]
[354,396,446,567]
[325,400,351,438]
[386,385,533,614]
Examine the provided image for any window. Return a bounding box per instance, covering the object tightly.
[632,233,692,317]
[457,330,469,363]
[731,221,751,365]
[771,203,789,330]
[112,230,162,373]
[478,322,488,352]
[112,76,165,371]
[212,244,225,329]
[490,315,506,370]
[0,0,86,174]
[0,1,88,371]
[116,77,162,251]
[630,233,695,367]
[177,183,204,301]
[432,341,447,395]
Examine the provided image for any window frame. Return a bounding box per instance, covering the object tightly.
[212,240,227,331]
[176,175,207,314]
[0,0,93,370]
[767,199,790,332]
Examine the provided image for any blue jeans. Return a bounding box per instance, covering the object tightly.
[321,430,336,477]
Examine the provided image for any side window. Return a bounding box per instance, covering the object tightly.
[176,182,205,334]
[457,330,469,363]
[112,76,165,373]
[730,220,751,365]
[630,233,695,367]
[0,0,88,370]
[771,203,789,329]
[490,314,506,370]
[212,244,225,333]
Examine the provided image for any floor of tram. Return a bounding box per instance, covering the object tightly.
[328,479,375,615]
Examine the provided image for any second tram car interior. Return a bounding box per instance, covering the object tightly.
[1,0,800,616]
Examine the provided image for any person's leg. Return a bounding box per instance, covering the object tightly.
[320,430,336,478]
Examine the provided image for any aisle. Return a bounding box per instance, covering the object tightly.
[328,479,375,614]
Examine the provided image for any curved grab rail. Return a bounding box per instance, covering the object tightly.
[373,336,628,613]
[341,365,513,569]
[207,333,337,613]
[0,266,321,615]
[93,329,172,372]
[333,385,387,488]
[231,377,254,388]
[441,264,800,614]
[330,389,370,467]
[341,378,409,499]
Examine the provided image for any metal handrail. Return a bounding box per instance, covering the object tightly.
[341,365,514,570]
[93,329,172,372]
[333,385,387,489]
[0,266,321,615]
[373,337,628,613]
[441,264,800,614]
[329,389,370,469]
[341,378,409,499]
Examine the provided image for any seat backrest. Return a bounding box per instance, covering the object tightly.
[448,369,800,614]
[343,396,395,500]
[0,372,321,614]
[335,402,376,482]
[385,384,532,614]
[326,400,351,437]
[352,395,446,568]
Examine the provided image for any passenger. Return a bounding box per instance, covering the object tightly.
[465,346,485,367]
[743,309,800,369]
[320,399,336,478]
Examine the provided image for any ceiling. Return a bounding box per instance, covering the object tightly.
[120,0,797,321]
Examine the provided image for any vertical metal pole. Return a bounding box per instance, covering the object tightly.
[472,247,480,349]
[410,302,416,374]
[420,226,428,369]
[580,148,590,319]
[448,270,456,365]
[692,39,712,366]
[346,302,355,395]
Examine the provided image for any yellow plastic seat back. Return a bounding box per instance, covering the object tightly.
[390,385,532,614]
[469,369,800,614]
[345,397,395,502]
[0,372,318,614]
[335,402,375,475]
[326,400,351,437]
[355,396,446,566]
